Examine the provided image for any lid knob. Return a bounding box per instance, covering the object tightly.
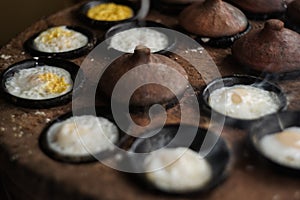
[264,19,284,31]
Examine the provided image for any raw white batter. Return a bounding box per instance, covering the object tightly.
[144,147,212,193]
[260,127,300,169]
[209,85,280,119]
[47,115,119,157]
[109,27,169,53]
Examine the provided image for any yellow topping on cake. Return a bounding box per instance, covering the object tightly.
[87,3,133,21]
[38,73,70,94]
[40,27,74,44]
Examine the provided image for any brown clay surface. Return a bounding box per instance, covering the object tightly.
[0,2,300,200]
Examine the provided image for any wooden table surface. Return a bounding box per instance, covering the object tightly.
[0,2,300,200]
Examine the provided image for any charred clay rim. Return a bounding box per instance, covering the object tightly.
[104,20,177,54]
[0,58,84,109]
[77,0,138,28]
[195,23,251,48]
[129,124,231,194]
[24,26,96,59]
[39,106,127,163]
[247,111,300,175]
[201,75,287,129]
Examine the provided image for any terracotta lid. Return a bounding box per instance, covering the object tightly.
[228,0,287,14]
[232,19,300,73]
[99,46,188,107]
[287,0,300,25]
[179,0,248,37]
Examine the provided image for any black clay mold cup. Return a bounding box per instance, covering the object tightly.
[39,107,126,163]
[1,58,84,108]
[24,25,96,59]
[128,124,232,194]
[248,111,300,175]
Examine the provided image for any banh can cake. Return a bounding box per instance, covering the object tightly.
[226,0,287,20]
[144,147,213,193]
[99,45,188,112]
[34,26,88,53]
[248,111,300,174]
[108,27,169,53]
[129,124,231,194]
[0,58,83,108]
[232,19,300,78]
[259,127,300,170]
[105,21,174,53]
[179,0,250,47]
[87,2,133,21]
[40,114,119,163]
[24,25,96,59]
[208,85,281,120]
[286,0,300,33]
[201,75,287,128]
[5,66,72,100]
[78,0,137,28]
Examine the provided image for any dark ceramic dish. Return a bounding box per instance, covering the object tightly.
[0,58,84,108]
[105,20,177,54]
[200,75,287,129]
[24,26,96,59]
[39,106,128,163]
[247,111,300,175]
[196,23,251,48]
[128,124,231,194]
[77,0,138,28]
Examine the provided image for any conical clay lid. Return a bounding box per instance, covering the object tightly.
[179,0,248,37]
[232,19,300,73]
[99,46,188,107]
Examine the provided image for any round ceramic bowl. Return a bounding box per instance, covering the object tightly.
[104,20,177,54]
[24,25,96,59]
[1,58,84,108]
[39,106,127,163]
[247,111,300,175]
[128,124,232,194]
[77,0,139,28]
[200,75,287,129]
